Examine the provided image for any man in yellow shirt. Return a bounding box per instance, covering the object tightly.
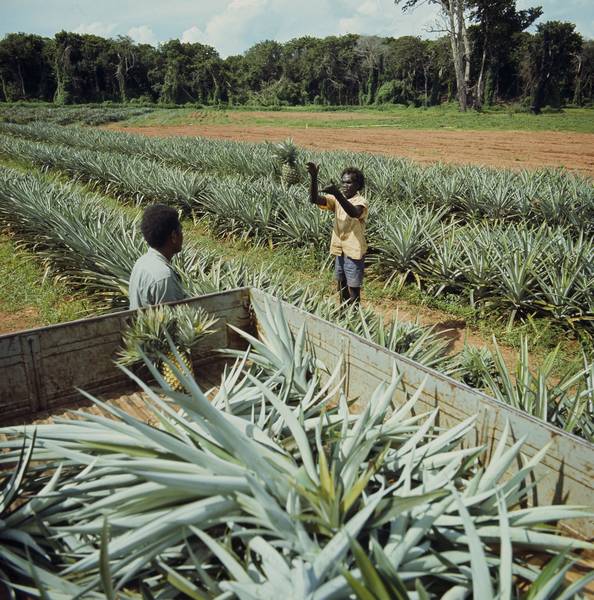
[306,162,368,305]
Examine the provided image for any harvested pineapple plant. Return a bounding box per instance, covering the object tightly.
[1,302,593,598]
[117,304,218,391]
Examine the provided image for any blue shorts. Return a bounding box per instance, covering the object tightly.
[335,254,365,288]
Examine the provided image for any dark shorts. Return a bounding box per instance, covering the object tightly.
[335,254,365,288]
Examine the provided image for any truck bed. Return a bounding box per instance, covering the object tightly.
[1,287,592,538]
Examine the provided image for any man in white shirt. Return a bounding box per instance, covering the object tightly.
[128,204,187,310]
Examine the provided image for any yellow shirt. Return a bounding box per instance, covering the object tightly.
[320,192,368,260]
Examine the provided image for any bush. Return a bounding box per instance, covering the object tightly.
[375,80,420,106]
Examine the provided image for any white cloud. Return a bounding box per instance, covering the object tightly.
[182,0,269,55]
[127,25,158,46]
[180,25,206,44]
[338,1,441,38]
[338,17,359,34]
[358,0,380,17]
[73,22,118,37]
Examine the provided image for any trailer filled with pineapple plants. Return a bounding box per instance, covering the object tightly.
[0,288,593,598]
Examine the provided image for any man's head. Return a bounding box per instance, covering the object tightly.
[141,204,183,259]
[340,167,365,199]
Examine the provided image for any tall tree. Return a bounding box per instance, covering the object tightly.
[0,33,53,101]
[523,21,583,113]
[355,36,388,104]
[394,0,471,111]
[159,40,219,104]
[114,36,136,102]
[469,0,541,107]
[382,36,431,105]
[243,40,283,92]
[395,0,472,110]
[573,40,594,106]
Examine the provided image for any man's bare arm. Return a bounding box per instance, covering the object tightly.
[306,162,327,206]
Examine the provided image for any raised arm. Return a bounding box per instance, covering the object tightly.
[322,182,364,219]
[306,162,327,206]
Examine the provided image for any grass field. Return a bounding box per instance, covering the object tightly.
[0,233,90,332]
[120,103,594,133]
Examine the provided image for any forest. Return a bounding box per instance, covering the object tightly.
[0,3,592,112]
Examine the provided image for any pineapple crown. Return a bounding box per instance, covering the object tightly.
[271,138,298,165]
[117,304,218,366]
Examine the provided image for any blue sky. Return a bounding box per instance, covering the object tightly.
[1,0,592,57]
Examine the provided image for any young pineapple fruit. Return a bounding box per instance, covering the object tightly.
[161,348,194,391]
[273,138,300,186]
[117,304,217,392]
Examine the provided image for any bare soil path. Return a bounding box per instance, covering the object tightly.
[109,121,594,176]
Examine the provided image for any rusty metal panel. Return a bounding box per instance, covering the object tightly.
[0,288,251,424]
[249,288,594,538]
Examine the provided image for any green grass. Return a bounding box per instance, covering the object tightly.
[119,104,594,134]
[0,233,91,331]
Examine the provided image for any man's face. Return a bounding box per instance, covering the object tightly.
[340,173,359,199]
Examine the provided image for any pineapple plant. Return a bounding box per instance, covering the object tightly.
[117,304,217,390]
[271,137,300,186]
[2,301,593,598]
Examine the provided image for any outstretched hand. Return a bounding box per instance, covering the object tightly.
[322,181,341,197]
[306,162,319,177]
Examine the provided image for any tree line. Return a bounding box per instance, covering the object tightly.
[0,7,592,112]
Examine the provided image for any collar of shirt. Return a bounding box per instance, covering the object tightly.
[148,246,171,264]
[148,246,183,282]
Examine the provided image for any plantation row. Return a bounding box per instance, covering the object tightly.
[1,133,592,328]
[1,120,593,233]
[0,165,592,440]
[3,306,593,597]
[0,104,153,126]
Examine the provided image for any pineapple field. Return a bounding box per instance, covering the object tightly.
[0,117,592,435]
[0,107,593,598]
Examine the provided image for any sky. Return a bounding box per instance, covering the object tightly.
[0,0,592,57]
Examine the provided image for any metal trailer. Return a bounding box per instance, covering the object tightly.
[0,287,592,538]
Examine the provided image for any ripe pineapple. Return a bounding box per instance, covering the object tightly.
[272,138,300,186]
[117,304,217,391]
[161,349,194,391]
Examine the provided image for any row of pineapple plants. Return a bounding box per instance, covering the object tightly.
[1,300,593,598]
[1,120,592,234]
[1,133,592,329]
[0,104,153,126]
[0,165,592,440]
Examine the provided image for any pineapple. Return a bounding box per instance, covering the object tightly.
[117,304,217,391]
[161,349,194,391]
[272,138,300,186]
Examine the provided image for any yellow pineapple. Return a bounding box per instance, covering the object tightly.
[161,349,194,391]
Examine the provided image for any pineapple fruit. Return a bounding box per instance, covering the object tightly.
[272,138,300,186]
[118,304,217,391]
[161,349,194,391]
